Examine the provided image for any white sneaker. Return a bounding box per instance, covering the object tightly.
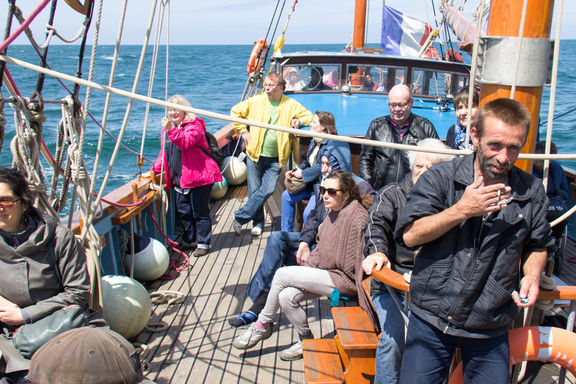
[251,226,263,236]
[232,323,272,350]
[233,220,242,235]
[279,340,303,361]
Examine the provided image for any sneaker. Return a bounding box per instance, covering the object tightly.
[192,247,209,257]
[232,323,272,350]
[233,220,242,235]
[251,226,263,237]
[279,341,303,361]
[229,310,258,328]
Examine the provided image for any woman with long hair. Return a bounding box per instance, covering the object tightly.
[233,170,372,361]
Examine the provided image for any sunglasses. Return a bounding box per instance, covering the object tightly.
[0,196,22,208]
[320,187,341,197]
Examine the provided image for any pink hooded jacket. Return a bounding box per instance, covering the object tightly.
[152,117,222,189]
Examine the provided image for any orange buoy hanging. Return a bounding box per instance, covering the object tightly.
[247,38,268,75]
[447,326,576,383]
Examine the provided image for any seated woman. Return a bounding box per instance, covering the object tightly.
[233,170,373,361]
[0,167,91,380]
[281,111,351,232]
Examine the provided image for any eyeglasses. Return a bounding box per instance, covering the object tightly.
[388,101,410,109]
[0,196,22,208]
[320,187,341,197]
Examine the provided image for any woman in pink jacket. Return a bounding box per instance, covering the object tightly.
[152,95,222,257]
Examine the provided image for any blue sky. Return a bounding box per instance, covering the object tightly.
[2,0,576,46]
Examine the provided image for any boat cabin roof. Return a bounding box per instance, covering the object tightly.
[272,50,471,137]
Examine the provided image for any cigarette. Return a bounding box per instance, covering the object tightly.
[497,190,501,200]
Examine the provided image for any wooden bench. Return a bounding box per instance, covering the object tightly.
[303,339,345,384]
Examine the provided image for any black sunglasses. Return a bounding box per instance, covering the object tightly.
[320,187,341,197]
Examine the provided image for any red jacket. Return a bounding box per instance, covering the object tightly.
[152,117,222,189]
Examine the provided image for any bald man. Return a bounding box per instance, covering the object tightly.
[359,84,438,191]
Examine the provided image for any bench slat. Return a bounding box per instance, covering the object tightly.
[332,307,379,350]
[303,339,345,384]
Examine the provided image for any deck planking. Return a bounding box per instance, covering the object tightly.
[135,185,336,384]
[131,182,576,384]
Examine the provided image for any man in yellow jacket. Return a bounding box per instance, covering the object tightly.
[231,73,313,236]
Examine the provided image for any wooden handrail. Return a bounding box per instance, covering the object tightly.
[371,267,410,292]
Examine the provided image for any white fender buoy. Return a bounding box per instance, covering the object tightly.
[211,177,228,200]
[101,275,152,339]
[124,236,169,282]
[221,156,247,185]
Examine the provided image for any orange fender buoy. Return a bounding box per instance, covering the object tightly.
[448,326,576,383]
[247,38,268,75]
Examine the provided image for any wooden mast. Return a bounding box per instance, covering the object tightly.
[480,0,555,172]
[352,0,368,48]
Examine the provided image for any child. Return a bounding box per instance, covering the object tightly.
[445,86,479,150]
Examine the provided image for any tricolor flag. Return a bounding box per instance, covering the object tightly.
[381,5,433,57]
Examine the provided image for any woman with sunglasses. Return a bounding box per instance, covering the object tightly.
[0,167,91,381]
[233,170,373,361]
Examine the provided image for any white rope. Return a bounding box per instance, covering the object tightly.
[139,0,169,167]
[79,0,161,243]
[60,96,104,310]
[8,95,57,217]
[509,0,529,99]
[464,0,486,151]
[5,53,576,162]
[88,0,129,220]
[45,23,88,44]
[541,0,565,228]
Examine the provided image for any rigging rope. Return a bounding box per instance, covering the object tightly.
[88,0,129,217]
[139,0,169,175]
[509,0,529,100]
[463,0,486,153]
[7,52,576,162]
[79,0,161,244]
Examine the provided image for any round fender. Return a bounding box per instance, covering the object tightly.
[247,38,268,75]
[448,326,576,383]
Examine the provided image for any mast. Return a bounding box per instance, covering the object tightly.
[352,0,367,48]
[479,0,555,172]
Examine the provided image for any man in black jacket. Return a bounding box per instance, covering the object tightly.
[359,84,438,191]
[362,138,453,384]
[395,99,554,383]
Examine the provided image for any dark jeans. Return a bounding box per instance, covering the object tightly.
[399,313,509,384]
[246,231,300,302]
[174,184,213,247]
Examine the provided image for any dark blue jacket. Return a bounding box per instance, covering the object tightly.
[395,154,554,338]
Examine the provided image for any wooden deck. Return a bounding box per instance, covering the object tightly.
[129,181,576,384]
[134,185,338,384]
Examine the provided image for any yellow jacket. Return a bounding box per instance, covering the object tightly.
[231,93,313,166]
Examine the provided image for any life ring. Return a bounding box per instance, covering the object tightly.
[247,38,268,75]
[447,326,576,383]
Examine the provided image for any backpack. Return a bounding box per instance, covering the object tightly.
[201,131,225,167]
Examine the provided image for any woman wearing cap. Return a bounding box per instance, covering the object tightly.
[0,167,91,381]
[233,170,373,361]
[281,111,351,231]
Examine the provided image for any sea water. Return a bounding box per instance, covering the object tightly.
[1,43,576,197]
